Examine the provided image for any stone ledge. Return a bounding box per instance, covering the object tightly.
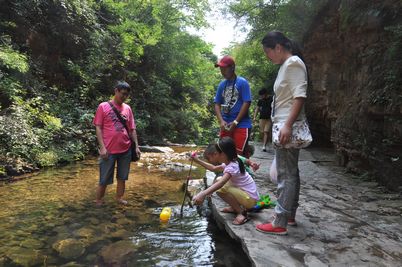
[208,144,402,267]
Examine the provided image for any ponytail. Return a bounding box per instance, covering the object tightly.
[237,157,245,174]
[216,137,245,173]
[261,31,304,62]
[288,39,304,62]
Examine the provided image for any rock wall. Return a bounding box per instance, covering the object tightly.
[303,0,402,190]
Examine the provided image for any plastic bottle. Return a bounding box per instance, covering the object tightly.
[159,207,172,222]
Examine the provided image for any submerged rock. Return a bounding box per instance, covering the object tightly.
[60,262,86,267]
[99,240,138,265]
[6,247,43,266]
[110,229,132,239]
[20,239,45,250]
[52,238,85,260]
[143,198,160,208]
[75,227,96,239]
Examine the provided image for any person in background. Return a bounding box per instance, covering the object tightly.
[256,31,308,235]
[192,137,260,225]
[214,55,252,157]
[93,81,140,206]
[253,88,273,152]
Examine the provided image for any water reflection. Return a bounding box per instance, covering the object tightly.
[0,151,250,266]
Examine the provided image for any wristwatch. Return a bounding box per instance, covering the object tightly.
[233,120,239,125]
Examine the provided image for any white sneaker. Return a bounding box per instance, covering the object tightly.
[262,146,267,152]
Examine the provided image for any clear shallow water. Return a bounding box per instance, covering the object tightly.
[0,152,250,266]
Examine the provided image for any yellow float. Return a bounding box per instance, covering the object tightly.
[159,207,172,222]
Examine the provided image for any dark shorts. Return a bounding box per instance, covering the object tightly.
[99,149,131,186]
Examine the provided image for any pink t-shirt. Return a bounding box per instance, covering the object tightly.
[93,101,136,154]
[223,161,260,200]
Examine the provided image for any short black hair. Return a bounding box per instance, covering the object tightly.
[244,144,255,157]
[115,81,131,92]
[203,144,217,158]
[258,88,268,96]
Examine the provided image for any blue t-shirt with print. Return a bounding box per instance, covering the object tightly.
[214,76,252,128]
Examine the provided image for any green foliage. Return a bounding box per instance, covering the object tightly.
[0,104,41,161]
[226,0,329,95]
[0,166,5,176]
[0,45,29,73]
[36,151,58,167]
[0,38,31,108]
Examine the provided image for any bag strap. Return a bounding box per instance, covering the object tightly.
[108,101,131,141]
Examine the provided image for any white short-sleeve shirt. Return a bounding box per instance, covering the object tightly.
[272,55,307,123]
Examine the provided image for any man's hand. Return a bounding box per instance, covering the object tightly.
[220,120,228,132]
[98,146,108,159]
[224,122,236,132]
[135,147,141,158]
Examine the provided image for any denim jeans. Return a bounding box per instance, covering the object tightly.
[272,148,300,228]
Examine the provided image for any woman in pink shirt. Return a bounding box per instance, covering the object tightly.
[192,137,260,225]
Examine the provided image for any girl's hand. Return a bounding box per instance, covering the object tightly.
[192,192,206,206]
[188,151,198,160]
[279,124,292,145]
[250,162,260,172]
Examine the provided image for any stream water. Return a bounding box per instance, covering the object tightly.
[0,148,250,266]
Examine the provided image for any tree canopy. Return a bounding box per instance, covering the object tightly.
[0,0,219,169]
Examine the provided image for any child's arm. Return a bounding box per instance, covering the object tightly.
[246,159,260,172]
[190,154,224,172]
[192,173,231,205]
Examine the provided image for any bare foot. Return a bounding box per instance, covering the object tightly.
[232,213,249,225]
[95,200,104,207]
[220,207,236,213]
[117,199,128,205]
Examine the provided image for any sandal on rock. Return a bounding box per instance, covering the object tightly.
[221,207,236,213]
[232,212,249,225]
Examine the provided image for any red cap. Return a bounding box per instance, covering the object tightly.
[215,55,235,67]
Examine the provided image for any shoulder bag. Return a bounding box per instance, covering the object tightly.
[271,94,312,149]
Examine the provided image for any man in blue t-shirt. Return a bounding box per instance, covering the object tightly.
[214,55,252,156]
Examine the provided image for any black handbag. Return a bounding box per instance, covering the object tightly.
[108,102,140,162]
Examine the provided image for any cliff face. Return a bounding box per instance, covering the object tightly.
[304,0,402,189]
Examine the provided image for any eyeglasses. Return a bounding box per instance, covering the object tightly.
[120,91,129,97]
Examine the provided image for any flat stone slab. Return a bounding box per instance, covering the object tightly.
[209,142,402,267]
